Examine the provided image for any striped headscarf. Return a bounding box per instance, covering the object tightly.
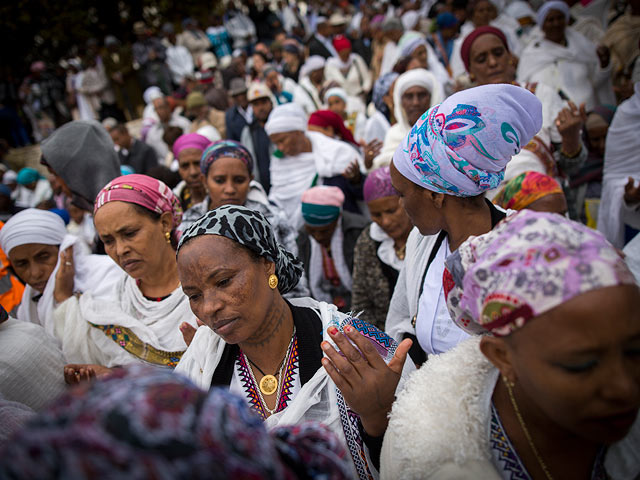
[200,140,254,176]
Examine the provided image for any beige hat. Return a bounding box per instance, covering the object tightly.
[329,12,349,26]
[198,52,217,71]
[185,91,207,110]
[247,82,273,102]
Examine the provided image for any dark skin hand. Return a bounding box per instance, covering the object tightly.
[363,139,383,169]
[342,160,362,184]
[321,325,412,437]
[596,45,610,69]
[64,364,113,384]
[624,177,640,205]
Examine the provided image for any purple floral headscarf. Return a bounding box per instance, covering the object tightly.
[444,210,637,336]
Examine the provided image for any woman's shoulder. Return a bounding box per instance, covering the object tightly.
[383,337,497,477]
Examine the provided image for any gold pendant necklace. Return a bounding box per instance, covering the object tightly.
[245,328,296,397]
[259,375,278,396]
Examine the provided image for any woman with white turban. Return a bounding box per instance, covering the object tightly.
[517,0,615,110]
[385,83,542,365]
[371,69,444,170]
[0,209,120,335]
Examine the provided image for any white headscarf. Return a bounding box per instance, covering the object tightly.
[393,68,444,131]
[299,55,326,79]
[536,0,570,25]
[324,87,348,104]
[0,209,67,256]
[265,103,308,135]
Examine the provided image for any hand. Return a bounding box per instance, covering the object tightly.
[596,45,610,69]
[179,319,205,347]
[556,101,586,151]
[363,139,383,169]
[624,177,640,205]
[64,364,112,385]
[54,246,75,304]
[342,160,362,184]
[321,325,412,437]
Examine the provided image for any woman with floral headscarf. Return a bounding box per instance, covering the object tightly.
[382,210,640,479]
[175,205,414,479]
[385,83,542,366]
[53,174,199,380]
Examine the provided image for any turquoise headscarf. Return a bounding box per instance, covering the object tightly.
[16,168,41,186]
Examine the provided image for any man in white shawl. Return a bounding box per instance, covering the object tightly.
[372,68,444,170]
[292,55,326,115]
[266,103,364,230]
[0,209,121,337]
[597,81,640,248]
[517,1,615,110]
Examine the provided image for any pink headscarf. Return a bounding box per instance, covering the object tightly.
[94,174,183,230]
[172,133,211,159]
[363,166,399,203]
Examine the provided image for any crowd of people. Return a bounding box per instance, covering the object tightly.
[0,0,639,477]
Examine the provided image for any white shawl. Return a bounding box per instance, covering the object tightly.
[516,27,614,109]
[53,274,198,367]
[597,82,640,248]
[308,219,353,303]
[269,131,362,230]
[16,234,121,338]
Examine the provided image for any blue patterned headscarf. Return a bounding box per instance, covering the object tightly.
[392,84,542,197]
[200,140,254,176]
[372,72,398,116]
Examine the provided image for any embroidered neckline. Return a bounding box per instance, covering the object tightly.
[236,334,299,420]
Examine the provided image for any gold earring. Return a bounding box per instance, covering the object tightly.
[268,274,278,290]
[165,231,171,244]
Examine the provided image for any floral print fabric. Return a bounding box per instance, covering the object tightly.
[445,210,636,336]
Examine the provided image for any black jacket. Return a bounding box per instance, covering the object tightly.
[118,139,158,174]
[307,35,334,59]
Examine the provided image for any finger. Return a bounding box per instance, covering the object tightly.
[180,322,197,346]
[579,103,587,119]
[87,368,97,380]
[343,326,388,370]
[328,326,368,371]
[567,100,577,113]
[321,356,353,393]
[388,338,413,375]
[321,338,362,386]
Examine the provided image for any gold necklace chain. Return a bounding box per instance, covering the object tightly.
[503,376,554,480]
[244,328,296,416]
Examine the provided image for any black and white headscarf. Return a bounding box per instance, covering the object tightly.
[178,206,304,295]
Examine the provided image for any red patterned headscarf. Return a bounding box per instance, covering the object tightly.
[493,171,563,211]
[94,174,183,229]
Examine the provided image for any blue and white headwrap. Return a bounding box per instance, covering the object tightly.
[372,72,399,116]
[392,84,542,197]
[536,0,570,25]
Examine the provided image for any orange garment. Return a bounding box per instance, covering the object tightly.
[0,222,25,314]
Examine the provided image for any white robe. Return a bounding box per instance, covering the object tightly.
[516,27,615,110]
[16,234,121,339]
[325,53,373,99]
[268,131,363,230]
[292,76,324,116]
[597,82,640,248]
[53,273,198,367]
